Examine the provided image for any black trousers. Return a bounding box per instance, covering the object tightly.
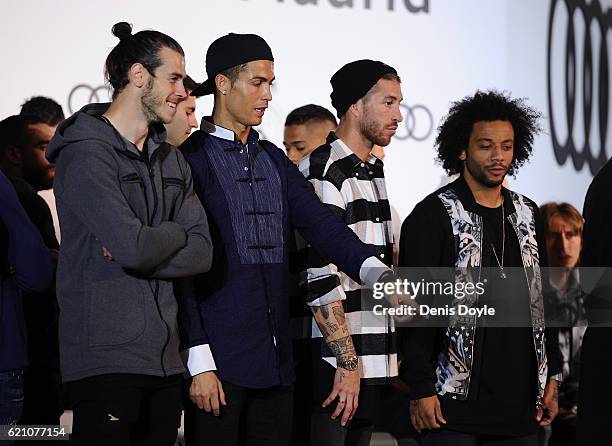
[294,353,383,446]
[184,380,292,446]
[19,366,62,446]
[422,429,539,446]
[66,373,182,446]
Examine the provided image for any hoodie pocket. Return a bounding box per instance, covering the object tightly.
[162,177,185,220]
[119,173,148,222]
[88,276,146,347]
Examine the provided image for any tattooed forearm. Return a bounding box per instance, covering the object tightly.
[327,335,357,362]
[320,304,329,319]
[333,306,346,325]
[326,322,339,333]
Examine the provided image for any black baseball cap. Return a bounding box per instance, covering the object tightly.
[191,33,274,97]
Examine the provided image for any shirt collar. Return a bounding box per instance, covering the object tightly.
[200,117,260,143]
[327,131,383,169]
[549,268,581,292]
[451,175,517,216]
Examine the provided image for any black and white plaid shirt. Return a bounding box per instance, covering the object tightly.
[296,133,397,382]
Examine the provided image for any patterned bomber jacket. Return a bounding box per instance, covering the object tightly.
[436,186,548,405]
[398,176,561,406]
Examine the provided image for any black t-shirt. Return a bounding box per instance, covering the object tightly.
[440,203,538,436]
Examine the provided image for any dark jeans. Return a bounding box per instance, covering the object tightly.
[184,380,292,446]
[423,429,539,446]
[66,373,182,446]
[0,369,24,446]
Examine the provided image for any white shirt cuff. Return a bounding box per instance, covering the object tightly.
[359,256,391,287]
[181,344,217,376]
[549,373,563,382]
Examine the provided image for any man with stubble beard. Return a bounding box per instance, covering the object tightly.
[46,22,212,445]
[0,115,62,441]
[296,60,403,446]
[399,91,561,446]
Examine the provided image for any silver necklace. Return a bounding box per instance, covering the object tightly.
[490,201,506,279]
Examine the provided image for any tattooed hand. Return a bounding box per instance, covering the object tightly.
[311,301,360,426]
[537,379,559,426]
[322,349,360,427]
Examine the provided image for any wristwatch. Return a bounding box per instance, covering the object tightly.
[338,355,359,371]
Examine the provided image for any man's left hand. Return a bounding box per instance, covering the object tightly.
[322,367,360,427]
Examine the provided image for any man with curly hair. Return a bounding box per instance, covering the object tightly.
[398,90,562,445]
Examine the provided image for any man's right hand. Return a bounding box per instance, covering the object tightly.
[409,395,446,432]
[189,371,226,416]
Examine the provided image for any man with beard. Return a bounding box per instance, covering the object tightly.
[399,91,561,445]
[178,33,392,445]
[0,115,57,246]
[295,60,402,446]
[165,75,199,147]
[45,22,212,445]
[0,115,61,441]
[20,96,64,240]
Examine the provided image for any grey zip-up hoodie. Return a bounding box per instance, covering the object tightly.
[47,103,212,382]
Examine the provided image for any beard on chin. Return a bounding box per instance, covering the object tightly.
[141,78,166,124]
[465,159,505,188]
[25,169,54,191]
[361,119,391,147]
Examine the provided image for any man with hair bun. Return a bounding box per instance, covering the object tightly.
[46,22,212,445]
[399,91,561,445]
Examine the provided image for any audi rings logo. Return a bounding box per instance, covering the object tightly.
[547,0,611,175]
[394,103,434,141]
[67,84,111,114]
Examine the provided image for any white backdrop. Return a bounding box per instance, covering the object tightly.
[1,0,610,226]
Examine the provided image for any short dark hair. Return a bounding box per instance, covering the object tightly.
[20,96,65,126]
[284,104,338,127]
[104,22,184,99]
[0,115,46,158]
[213,63,249,97]
[363,72,402,103]
[184,75,198,93]
[435,90,542,176]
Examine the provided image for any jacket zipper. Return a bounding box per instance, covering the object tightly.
[104,118,170,376]
[144,150,169,377]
